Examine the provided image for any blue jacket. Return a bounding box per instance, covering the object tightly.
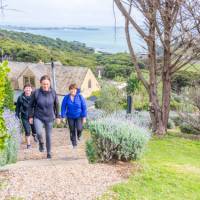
[61,90,87,119]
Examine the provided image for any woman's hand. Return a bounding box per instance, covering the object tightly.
[82,118,86,124]
[56,118,61,125]
[29,118,33,124]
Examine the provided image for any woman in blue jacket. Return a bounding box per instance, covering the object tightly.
[61,83,87,148]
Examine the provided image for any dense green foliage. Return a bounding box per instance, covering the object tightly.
[126,73,140,95]
[0,29,94,54]
[95,84,126,112]
[100,134,200,200]
[0,29,136,75]
[4,78,15,111]
[96,53,136,79]
[87,115,150,163]
[172,70,200,94]
[0,61,10,150]
[0,37,97,68]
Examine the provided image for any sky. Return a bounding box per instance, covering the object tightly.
[0,0,125,27]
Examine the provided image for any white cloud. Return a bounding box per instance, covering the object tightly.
[0,0,125,26]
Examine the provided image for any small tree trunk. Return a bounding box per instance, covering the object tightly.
[162,74,171,131]
[149,91,166,135]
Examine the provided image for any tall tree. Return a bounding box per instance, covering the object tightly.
[114,0,200,135]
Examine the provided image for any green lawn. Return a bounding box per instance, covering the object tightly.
[182,63,200,72]
[100,134,200,200]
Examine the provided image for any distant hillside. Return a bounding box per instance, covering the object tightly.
[0,29,94,54]
[0,29,136,78]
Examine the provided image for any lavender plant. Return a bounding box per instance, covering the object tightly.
[0,109,21,166]
[86,114,151,163]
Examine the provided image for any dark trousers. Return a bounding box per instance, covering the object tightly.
[21,118,36,137]
[67,118,83,146]
[34,118,53,154]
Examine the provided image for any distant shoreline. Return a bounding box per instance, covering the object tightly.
[0,25,102,31]
[0,25,125,31]
[0,25,137,53]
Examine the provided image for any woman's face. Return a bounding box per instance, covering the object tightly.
[24,86,32,96]
[41,79,51,91]
[70,88,77,96]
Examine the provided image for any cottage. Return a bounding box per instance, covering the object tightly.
[8,61,100,103]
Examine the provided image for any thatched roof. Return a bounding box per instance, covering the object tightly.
[8,61,89,95]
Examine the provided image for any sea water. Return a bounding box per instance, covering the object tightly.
[3,26,144,53]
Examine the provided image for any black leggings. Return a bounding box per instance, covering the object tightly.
[21,118,36,137]
[67,118,83,146]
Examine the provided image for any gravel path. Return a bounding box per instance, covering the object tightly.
[0,128,131,200]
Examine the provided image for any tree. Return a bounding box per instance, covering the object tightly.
[114,0,200,135]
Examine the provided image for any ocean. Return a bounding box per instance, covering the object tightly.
[4,26,143,54]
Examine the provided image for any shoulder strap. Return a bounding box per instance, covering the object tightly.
[51,89,56,100]
[34,89,40,102]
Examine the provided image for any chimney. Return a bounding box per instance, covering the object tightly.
[51,58,56,91]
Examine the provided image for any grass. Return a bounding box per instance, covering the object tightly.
[100,133,200,200]
[182,63,200,72]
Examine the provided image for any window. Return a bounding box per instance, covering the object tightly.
[88,79,92,89]
[23,76,35,87]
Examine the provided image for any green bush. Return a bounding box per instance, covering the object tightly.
[0,136,18,166]
[180,123,200,135]
[95,84,125,113]
[85,139,97,163]
[0,109,21,167]
[4,78,15,111]
[0,61,10,150]
[167,118,175,129]
[172,116,182,126]
[172,71,200,94]
[86,116,151,163]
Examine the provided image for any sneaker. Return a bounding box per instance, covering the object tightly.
[77,133,82,141]
[27,144,31,149]
[47,153,52,159]
[33,136,38,143]
[39,143,44,152]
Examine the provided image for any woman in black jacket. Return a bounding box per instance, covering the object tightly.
[28,75,60,159]
[16,83,37,149]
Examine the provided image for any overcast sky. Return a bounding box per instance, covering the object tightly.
[0,0,125,26]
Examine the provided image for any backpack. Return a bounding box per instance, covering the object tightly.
[34,89,56,102]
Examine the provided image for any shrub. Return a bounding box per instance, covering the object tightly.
[85,139,97,163]
[180,123,200,135]
[0,61,10,150]
[171,71,200,94]
[95,84,126,113]
[178,86,200,134]
[126,73,140,95]
[86,115,151,163]
[167,118,175,129]
[4,78,15,111]
[0,109,21,166]
[171,116,182,126]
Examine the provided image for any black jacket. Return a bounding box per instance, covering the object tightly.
[16,93,32,120]
[28,88,60,122]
